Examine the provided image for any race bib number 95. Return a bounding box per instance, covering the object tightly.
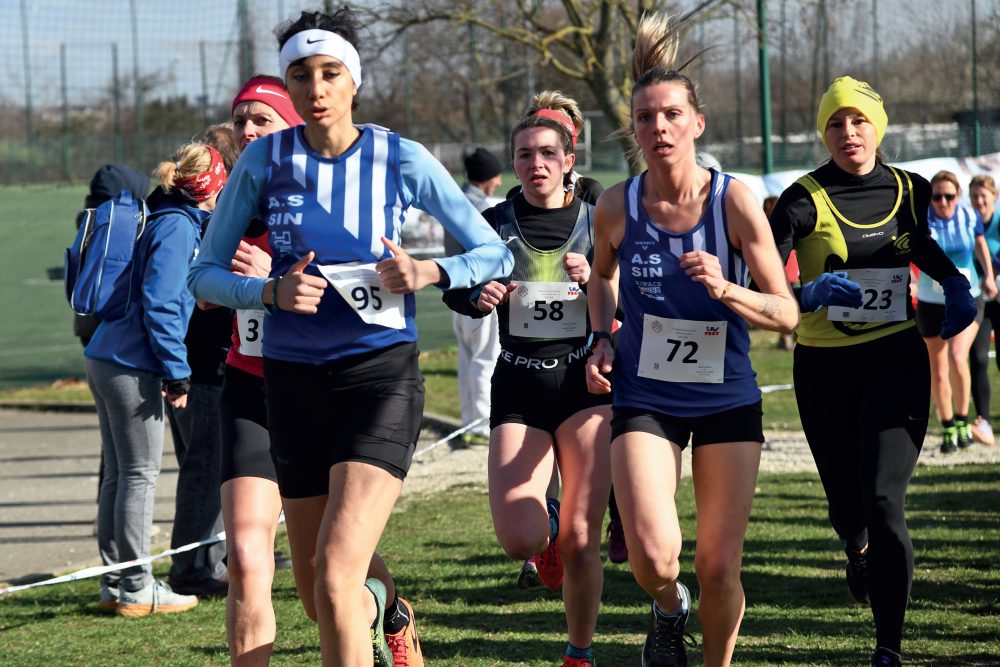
[318,262,406,330]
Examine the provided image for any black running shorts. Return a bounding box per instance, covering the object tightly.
[263,342,424,498]
[490,348,612,435]
[915,299,984,338]
[611,401,764,450]
[220,364,275,483]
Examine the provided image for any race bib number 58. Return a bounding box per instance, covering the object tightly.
[508,281,587,339]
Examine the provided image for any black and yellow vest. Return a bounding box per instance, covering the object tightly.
[794,165,920,347]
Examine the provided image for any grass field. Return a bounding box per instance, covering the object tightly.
[1,463,996,666]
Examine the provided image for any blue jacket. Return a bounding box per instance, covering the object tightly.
[85,189,207,381]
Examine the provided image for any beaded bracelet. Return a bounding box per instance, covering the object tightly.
[271,275,282,311]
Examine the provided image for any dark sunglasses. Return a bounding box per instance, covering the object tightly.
[931,193,957,202]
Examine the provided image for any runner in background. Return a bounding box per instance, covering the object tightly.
[769,77,977,667]
[502,90,630,575]
[967,174,1000,445]
[215,74,304,665]
[444,100,612,667]
[914,170,996,453]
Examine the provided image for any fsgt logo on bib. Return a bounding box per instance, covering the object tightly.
[704,326,721,336]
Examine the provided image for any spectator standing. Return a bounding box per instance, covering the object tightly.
[87,143,226,617]
[443,147,504,443]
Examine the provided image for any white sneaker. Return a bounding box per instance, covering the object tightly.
[98,582,119,613]
[970,417,994,446]
[116,579,198,617]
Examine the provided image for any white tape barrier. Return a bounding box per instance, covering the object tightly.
[412,417,486,459]
[0,530,233,596]
[0,419,487,597]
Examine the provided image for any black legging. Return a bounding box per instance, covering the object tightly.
[793,326,929,654]
[969,300,1000,421]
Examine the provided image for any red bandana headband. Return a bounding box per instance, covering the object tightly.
[174,146,227,202]
[533,109,577,148]
[232,77,303,127]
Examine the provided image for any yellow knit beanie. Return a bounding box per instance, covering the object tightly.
[816,76,888,150]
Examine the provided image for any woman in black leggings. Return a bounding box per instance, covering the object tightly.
[768,76,976,667]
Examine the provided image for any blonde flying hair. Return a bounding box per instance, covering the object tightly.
[615,12,701,162]
[154,143,216,193]
[524,91,584,133]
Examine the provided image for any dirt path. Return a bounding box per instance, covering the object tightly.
[401,423,1000,498]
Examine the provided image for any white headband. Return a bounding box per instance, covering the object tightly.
[279,29,362,90]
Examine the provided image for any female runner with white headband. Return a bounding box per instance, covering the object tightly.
[189,8,513,666]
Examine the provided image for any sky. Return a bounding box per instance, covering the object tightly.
[1,0,997,111]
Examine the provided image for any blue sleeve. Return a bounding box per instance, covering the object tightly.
[973,208,985,236]
[398,138,513,289]
[187,139,270,308]
[142,217,198,381]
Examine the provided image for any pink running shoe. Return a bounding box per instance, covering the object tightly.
[607,518,628,564]
[535,499,563,590]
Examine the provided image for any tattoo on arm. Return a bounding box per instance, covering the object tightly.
[759,294,780,319]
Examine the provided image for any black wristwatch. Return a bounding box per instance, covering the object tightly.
[586,330,612,352]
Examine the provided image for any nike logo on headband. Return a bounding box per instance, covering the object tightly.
[255,86,288,98]
[306,37,326,44]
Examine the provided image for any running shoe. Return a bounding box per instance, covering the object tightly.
[167,574,229,598]
[871,646,902,666]
[364,578,393,666]
[956,422,973,449]
[386,597,423,666]
[970,416,994,446]
[98,582,119,613]
[517,555,543,590]
[116,579,198,617]
[846,549,870,604]
[641,581,693,667]
[607,518,628,564]
[940,427,958,454]
[535,498,564,590]
[561,656,594,666]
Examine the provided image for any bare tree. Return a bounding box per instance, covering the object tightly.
[375,0,731,173]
